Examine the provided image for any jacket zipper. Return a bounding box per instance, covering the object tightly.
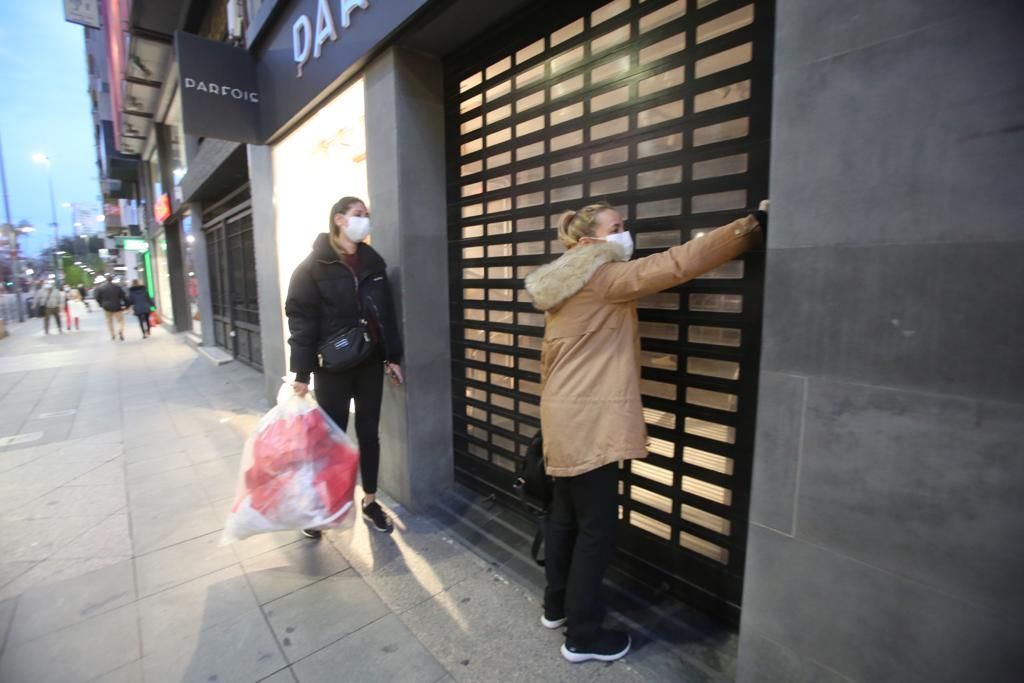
[338,259,371,343]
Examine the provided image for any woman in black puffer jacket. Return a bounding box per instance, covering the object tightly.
[285,196,404,537]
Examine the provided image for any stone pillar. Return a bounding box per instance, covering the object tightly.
[363,46,454,511]
[738,2,1024,682]
[247,144,287,404]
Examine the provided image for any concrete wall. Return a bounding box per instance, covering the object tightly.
[364,47,454,512]
[738,2,1024,682]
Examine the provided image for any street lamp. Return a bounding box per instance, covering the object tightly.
[32,153,61,285]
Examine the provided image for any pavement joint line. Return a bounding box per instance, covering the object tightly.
[240,554,294,678]
[0,593,21,661]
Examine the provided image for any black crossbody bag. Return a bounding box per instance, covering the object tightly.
[317,319,374,373]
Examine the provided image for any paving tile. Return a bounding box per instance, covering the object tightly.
[135,530,239,597]
[0,485,51,517]
[5,484,125,520]
[142,608,286,683]
[259,667,299,682]
[400,569,624,683]
[0,597,17,653]
[65,460,125,487]
[128,462,200,497]
[232,532,305,561]
[7,560,135,646]
[264,570,389,663]
[331,513,488,614]
[86,659,144,683]
[243,539,351,604]
[292,614,445,683]
[0,514,108,562]
[0,602,139,683]
[0,561,37,590]
[137,564,258,657]
[49,513,131,560]
[124,451,193,482]
[0,557,126,601]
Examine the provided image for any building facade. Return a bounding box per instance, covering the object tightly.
[87,1,1024,680]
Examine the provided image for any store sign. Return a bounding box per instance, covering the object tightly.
[257,0,430,139]
[175,32,262,144]
[63,0,101,29]
[154,194,171,224]
[121,238,149,252]
[291,0,370,78]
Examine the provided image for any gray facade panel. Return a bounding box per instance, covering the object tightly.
[758,242,1024,404]
[365,47,454,512]
[246,144,285,403]
[748,371,805,535]
[768,2,1024,249]
[797,378,1024,613]
[740,525,1024,683]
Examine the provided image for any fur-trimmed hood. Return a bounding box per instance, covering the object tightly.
[524,241,626,311]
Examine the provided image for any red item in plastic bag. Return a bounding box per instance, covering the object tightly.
[222,384,360,543]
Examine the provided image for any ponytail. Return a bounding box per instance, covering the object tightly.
[556,202,613,247]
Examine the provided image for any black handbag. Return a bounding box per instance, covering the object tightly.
[513,431,553,566]
[317,319,374,372]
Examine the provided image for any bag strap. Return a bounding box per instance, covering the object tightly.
[514,478,547,567]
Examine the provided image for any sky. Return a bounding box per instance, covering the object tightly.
[0,2,100,257]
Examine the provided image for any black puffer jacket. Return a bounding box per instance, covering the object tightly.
[285,234,403,380]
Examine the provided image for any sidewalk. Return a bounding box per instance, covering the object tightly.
[0,311,729,682]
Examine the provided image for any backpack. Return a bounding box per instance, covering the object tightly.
[512,431,553,566]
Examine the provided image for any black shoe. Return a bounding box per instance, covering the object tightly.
[561,629,630,664]
[362,499,393,533]
[541,607,567,629]
[301,529,322,540]
[119,332,125,341]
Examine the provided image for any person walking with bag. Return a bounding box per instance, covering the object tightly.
[37,282,64,335]
[94,275,129,341]
[128,279,154,338]
[285,196,404,538]
[524,200,768,664]
[66,286,87,331]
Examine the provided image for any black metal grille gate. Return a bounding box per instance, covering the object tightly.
[445,0,773,619]
[204,186,263,370]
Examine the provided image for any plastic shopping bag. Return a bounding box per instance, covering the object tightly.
[221,383,360,543]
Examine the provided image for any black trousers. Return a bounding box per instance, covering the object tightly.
[544,462,619,644]
[136,313,150,335]
[313,348,384,494]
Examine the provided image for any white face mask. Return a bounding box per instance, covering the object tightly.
[605,231,634,260]
[343,216,372,242]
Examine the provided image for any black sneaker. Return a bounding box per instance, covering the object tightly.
[561,629,630,663]
[540,605,566,629]
[362,499,393,533]
[301,529,322,540]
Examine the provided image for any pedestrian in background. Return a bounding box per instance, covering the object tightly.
[94,275,129,341]
[78,284,91,312]
[37,282,64,335]
[66,286,87,331]
[128,279,154,338]
[524,200,768,664]
[285,196,404,538]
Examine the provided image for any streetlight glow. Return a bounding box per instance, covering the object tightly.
[32,153,50,165]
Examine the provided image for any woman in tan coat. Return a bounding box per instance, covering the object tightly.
[524,201,766,663]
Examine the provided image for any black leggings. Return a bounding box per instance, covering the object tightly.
[544,462,619,644]
[137,313,151,335]
[313,348,384,494]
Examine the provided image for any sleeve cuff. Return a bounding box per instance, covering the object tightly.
[294,371,311,384]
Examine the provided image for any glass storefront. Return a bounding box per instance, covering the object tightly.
[155,234,173,324]
[181,213,200,334]
[271,78,368,373]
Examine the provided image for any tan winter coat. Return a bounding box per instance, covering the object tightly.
[524,215,763,477]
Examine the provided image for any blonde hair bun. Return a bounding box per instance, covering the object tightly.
[556,202,613,247]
